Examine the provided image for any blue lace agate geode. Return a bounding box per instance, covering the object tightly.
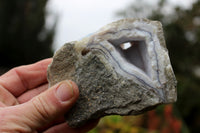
[47,18,177,127]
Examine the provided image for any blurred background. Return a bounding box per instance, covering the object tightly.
[0,0,200,132]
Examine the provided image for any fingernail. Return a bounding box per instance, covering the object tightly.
[56,81,74,102]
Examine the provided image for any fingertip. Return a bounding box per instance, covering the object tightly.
[40,58,53,65]
[37,58,53,73]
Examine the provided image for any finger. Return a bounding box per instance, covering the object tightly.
[0,58,52,97]
[17,83,48,104]
[44,120,99,133]
[0,101,6,107]
[0,85,18,106]
[0,80,79,132]
[38,116,65,132]
[44,123,70,133]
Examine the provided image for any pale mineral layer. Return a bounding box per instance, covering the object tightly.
[47,18,177,127]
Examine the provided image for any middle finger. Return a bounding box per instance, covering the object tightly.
[17,83,48,104]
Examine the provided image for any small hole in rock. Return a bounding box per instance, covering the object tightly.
[81,48,90,56]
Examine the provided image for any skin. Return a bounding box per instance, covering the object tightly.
[0,58,98,133]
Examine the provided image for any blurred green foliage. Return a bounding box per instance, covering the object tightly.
[90,0,200,133]
[89,105,189,133]
[0,0,54,71]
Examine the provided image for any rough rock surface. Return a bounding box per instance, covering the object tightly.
[47,18,177,127]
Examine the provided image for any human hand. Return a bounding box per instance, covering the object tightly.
[0,59,98,133]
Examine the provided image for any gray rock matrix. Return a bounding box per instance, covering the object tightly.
[47,18,177,127]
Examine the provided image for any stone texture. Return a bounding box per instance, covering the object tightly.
[47,18,177,127]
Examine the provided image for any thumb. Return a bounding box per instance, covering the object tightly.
[1,80,79,132]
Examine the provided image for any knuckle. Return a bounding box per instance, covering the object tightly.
[12,67,29,89]
[31,96,51,123]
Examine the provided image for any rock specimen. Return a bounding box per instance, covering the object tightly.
[47,18,177,127]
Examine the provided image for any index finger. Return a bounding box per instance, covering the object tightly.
[0,58,52,97]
